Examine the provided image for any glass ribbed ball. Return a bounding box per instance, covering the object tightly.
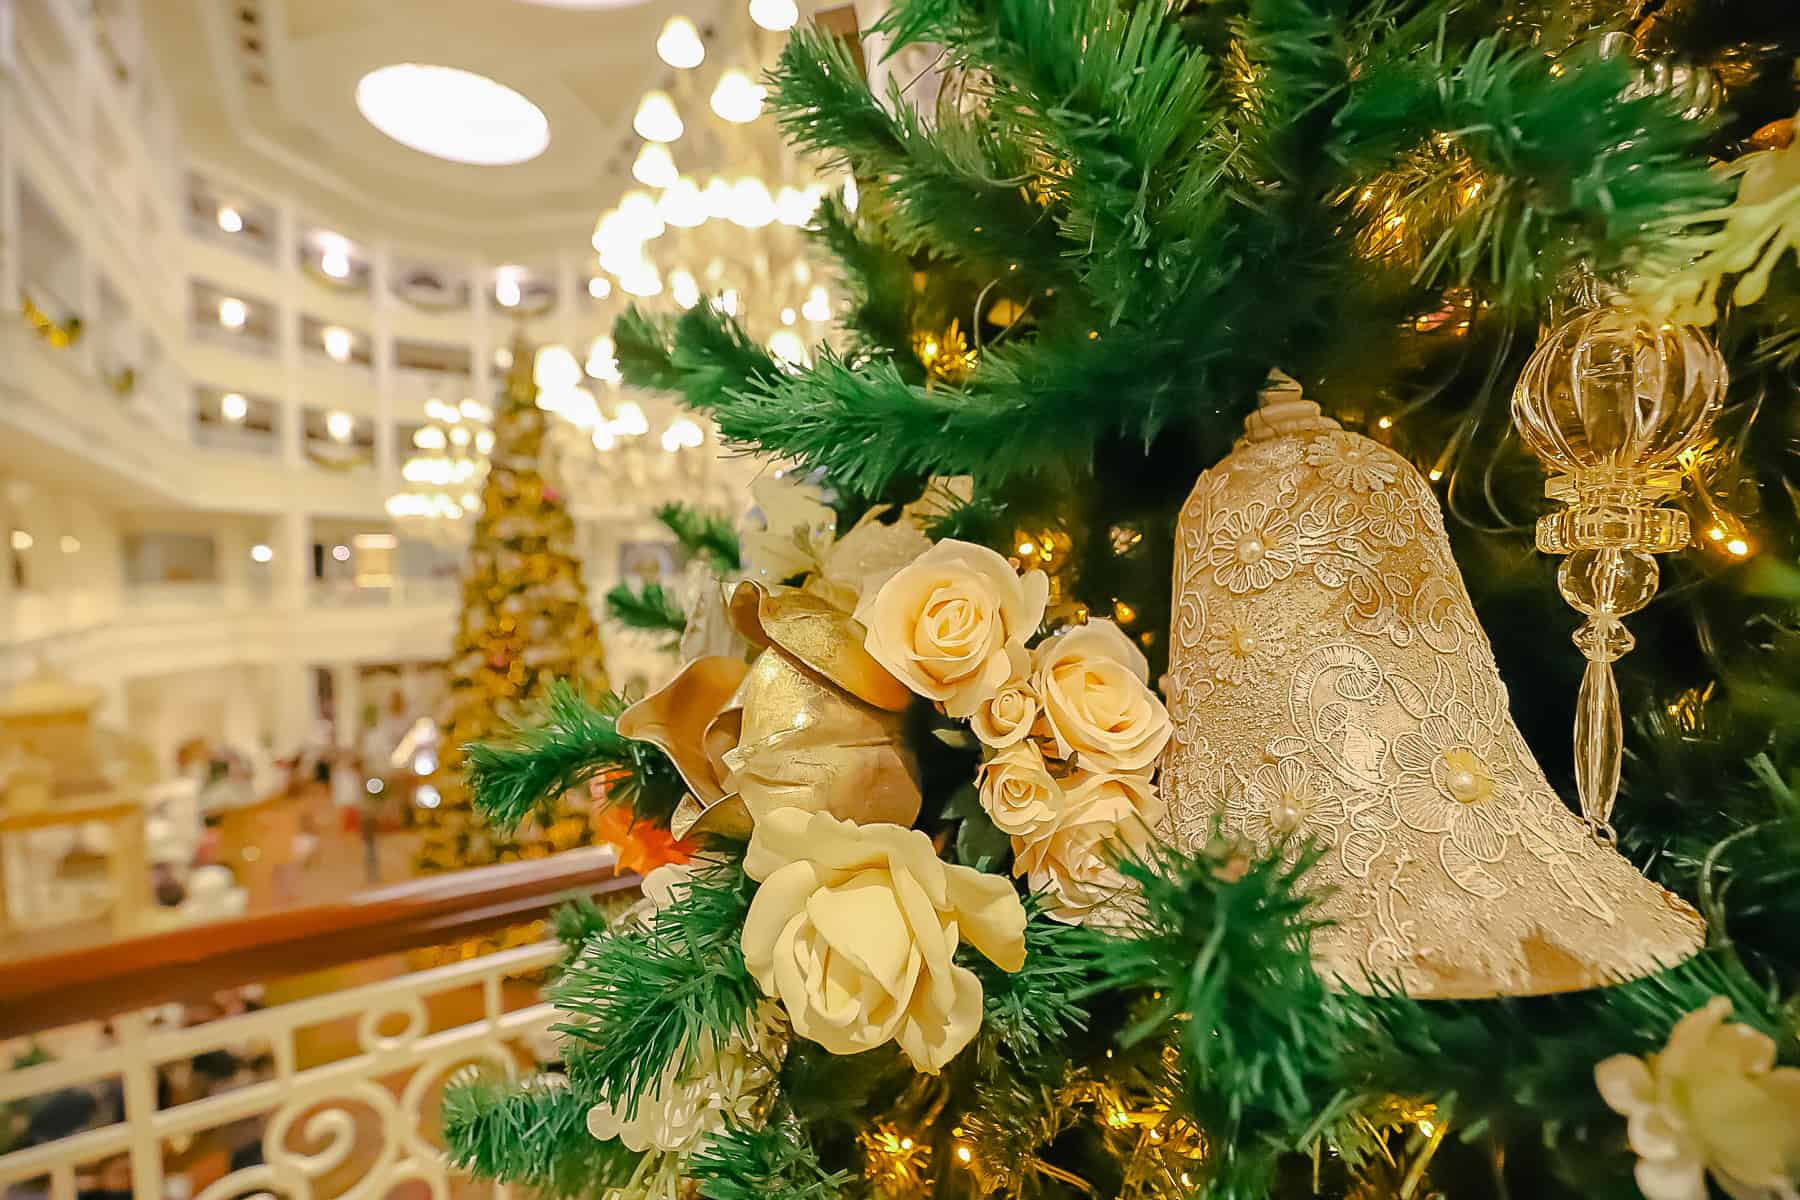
[1510,306,1726,478]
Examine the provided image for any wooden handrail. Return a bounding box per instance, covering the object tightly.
[0,847,639,1040]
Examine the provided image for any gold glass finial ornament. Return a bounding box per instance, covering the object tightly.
[1164,370,1704,998]
[1510,302,1726,841]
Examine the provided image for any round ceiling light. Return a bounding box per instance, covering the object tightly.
[355,64,549,166]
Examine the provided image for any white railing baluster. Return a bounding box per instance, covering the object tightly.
[1,941,564,1199]
[114,1010,164,1200]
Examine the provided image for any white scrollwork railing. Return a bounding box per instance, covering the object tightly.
[0,942,562,1200]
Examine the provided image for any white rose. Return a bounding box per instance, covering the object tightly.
[978,742,1062,838]
[970,644,1039,748]
[1596,995,1800,1200]
[742,808,1027,1073]
[1032,620,1172,772]
[1013,771,1164,927]
[855,540,1048,718]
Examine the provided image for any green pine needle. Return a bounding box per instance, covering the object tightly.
[442,1074,639,1198]
[655,502,742,572]
[550,894,612,954]
[966,905,1099,1059]
[605,579,687,640]
[464,681,686,832]
[1090,839,1339,1137]
[551,857,763,1119]
[688,1117,854,1200]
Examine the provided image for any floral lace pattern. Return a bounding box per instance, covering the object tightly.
[1306,432,1399,493]
[1202,500,1299,595]
[1164,412,1705,997]
[1203,605,1287,685]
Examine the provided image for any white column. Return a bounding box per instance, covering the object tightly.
[270,660,315,760]
[275,202,304,465]
[555,251,580,350]
[220,667,260,753]
[470,257,494,407]
[331,662,361,750]
[371,243,396,488]
[0,89,17,308]
[76,249,100,377]
[0,491,14,643]
[216,523,250,608]
[275,509,310,610]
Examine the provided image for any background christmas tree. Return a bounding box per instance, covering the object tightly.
[446,1,1800,1197]
[414,337,610,876]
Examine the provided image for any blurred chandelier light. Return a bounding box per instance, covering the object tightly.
[711,69,765,123]
[661,416,704,452]
[217,206,243,233]
[583,14,848,357]
[588,276,612,299]
[730,177,775,227]
[768,328,807,367]
[634,91,683,142]
[325,410,355,442]
[633,142,678,188]
[220,392,248,422]
[656,16,705,69]
[586,336,622,382]
[496,268,523,308]
[669,268,701,309]
[356,64,549,165]
[323,326,353,362]
[659,176,707,227]
[218,297,247,329]
[388,397,492,539]
[319,233,351,280]
[749,0,799,31]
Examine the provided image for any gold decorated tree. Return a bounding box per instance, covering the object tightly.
[415,338,609,875]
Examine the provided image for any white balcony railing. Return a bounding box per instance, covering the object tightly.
[0,944,559,1200]
[0,849,633,1200]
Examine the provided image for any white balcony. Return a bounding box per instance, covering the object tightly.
[0,850,636,1200]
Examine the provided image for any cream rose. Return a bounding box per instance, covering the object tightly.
[971,644,1039,748]
[1014,771,1164,927]
[1032,619,1172,772]
[978,742,1062,838]
[855,540,1049,718]
[742,808,1027,1073]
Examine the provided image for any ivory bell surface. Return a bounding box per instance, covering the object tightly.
[1161,376,1705,998]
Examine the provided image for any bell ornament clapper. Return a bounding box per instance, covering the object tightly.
[1164,370,1704,999]
[1510,303,1726,840]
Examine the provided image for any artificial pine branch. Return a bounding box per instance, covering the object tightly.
[551,857,763,1119]
[616,303,789,413]
[965,906,1100,1059]
[550,894,612,954]
[769,26,1067,292]
[605,579,688,640]
[443,1075,639,1198]
[806,196,918,363]
[655,501,742,572]
[1331,33,1728,305]
[688,1116,855,1200]
[464,681,686,832]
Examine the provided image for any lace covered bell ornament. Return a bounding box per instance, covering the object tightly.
[1161,371,1704,998]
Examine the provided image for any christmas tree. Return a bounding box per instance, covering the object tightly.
[446,3,1800,1198]
[414,338,611,876]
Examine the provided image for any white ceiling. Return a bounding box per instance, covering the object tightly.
[146,0,736,257]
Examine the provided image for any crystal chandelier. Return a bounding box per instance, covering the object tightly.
[586,4,854,360]
[385,396,495,541]
[530,344,759,520]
